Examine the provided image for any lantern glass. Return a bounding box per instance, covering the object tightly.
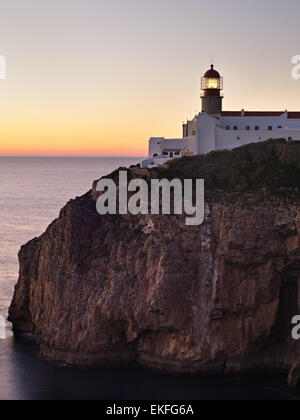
[207,78,218,89]
[202,77,223,90]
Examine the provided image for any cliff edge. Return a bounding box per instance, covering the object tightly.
[8,140,300,386]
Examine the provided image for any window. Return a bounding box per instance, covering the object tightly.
[278,125,282,129]
[192,130,196,136]
[288,137,292,141]
[255,126,260,131]
[175,152,180,156]
[268,126,273,131]
[226,126,230,131]
[237,137,240,140]
[246,126,250,131]
[233,126,238,131]
[163,152,168,156]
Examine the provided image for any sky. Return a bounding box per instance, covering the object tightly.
[0,0,300,156]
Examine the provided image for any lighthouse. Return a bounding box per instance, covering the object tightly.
[142,63,300,168]
[201,65,223,115]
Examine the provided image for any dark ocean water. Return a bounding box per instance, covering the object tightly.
[0,157,299,400]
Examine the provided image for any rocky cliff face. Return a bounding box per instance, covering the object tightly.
[8,147,300,386]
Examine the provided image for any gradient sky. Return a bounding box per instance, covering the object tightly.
[0,0,300,156]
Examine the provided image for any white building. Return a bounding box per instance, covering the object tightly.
[142,65,300,168]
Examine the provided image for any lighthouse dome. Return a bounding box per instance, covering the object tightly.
[204,65,221,78]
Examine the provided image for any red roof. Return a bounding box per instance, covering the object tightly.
[204,65,221,78]
[221,111,300,119]
[221,111,283,117]
[288,112,300,119]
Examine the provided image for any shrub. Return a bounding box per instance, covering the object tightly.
[154,139,300,200]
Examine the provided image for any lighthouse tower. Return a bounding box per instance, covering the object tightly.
[201,65,223,115]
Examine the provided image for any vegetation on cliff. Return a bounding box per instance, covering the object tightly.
[156,139,300,200]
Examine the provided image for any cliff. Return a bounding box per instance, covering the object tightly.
[8,140,300,386]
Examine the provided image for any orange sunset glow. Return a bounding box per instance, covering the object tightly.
[0,0,300,156]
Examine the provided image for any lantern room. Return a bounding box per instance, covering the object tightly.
[201,64,224,115]
[201,65,223,96]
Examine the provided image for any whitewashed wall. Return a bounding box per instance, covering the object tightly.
[216,127,300,151]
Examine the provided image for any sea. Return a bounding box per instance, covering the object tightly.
[0,156,299,400]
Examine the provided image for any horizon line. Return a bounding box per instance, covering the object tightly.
[0,155,146,158]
